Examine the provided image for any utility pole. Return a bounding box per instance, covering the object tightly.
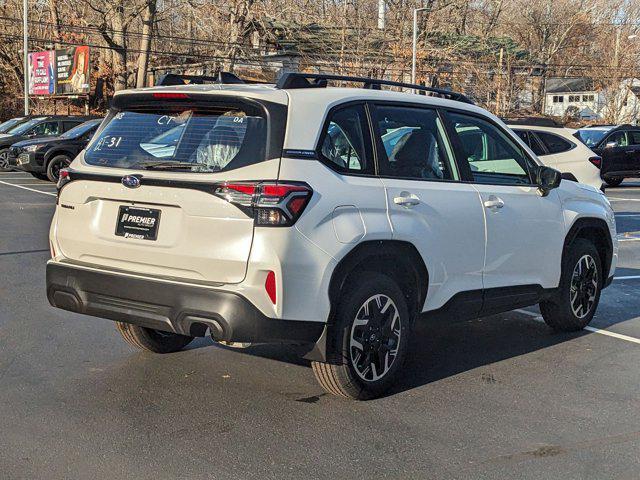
[23,0,29,115]
[377,0,385,30]
[412,7,430,88]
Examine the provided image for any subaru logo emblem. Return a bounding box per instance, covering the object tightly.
[122,175,141,189]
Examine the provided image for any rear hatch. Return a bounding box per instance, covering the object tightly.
[54,88,288,284]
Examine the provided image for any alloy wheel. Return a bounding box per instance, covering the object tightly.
[570,254,598,319]
[349,294,402,382]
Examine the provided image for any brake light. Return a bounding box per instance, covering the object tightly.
[213,181,312,226]
[588,156,602,169]
[152,92,189,99]
[265,271,276,304]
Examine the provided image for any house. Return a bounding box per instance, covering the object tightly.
[544,77,640,124]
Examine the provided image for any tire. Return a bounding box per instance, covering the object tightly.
[115,322,194,353]
[311,273,411,400]
[29,172,49,180]
[540,238,602,332]
[605,177,623,187]
[46,154,72,182]
[0,149,11,172]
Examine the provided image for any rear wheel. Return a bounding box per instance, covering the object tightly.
[0,149,11,172]
[116,322,194,353]
[540,238,602,332]
[46,155,72,182]
[605,177,623,187]
[312,273,411,400]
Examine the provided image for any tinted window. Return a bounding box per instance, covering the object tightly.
[29,121,60,136]
[320,104,371,173]
[628,131,640,145]
[514,130,545,156]
[605,131,628,147]
[63,121,83,132]
[374,105,457,181]
[448,112,531,185]
[536,132,574,154]
[85,106,267,173]
[59,120,101,139]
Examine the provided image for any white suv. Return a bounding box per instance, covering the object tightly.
[507,120,604,191]
[47,73,617,400]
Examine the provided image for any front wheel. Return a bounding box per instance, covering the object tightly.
[605,177,623,187]
[540,238,602,332]
[116,322,194,353]
[46,155,72,182]
[312,273,411,400]
[0,149,11,172]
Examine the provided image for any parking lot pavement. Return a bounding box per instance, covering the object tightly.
[2,173,640,480]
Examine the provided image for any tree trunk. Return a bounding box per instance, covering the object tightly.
[111,3,128,91]
[136,0,157,88]
[48,0,62,46]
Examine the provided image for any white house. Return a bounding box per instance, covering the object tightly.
[543,77,640,124]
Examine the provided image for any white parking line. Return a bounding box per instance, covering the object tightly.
[614,275,640,280]
[615,213,640,217]
[0,180,56,197]
[609,197,640,202]
[514,309,640,345]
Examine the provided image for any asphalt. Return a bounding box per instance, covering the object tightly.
[1,171,640,479]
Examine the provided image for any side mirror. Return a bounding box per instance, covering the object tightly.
[536,165,562,196]
[605,141,618,149]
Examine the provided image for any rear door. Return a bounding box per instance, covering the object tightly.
[600,130,628,177]
[371,103,486,314]
[626,130,640,175]
[55,94,286,284]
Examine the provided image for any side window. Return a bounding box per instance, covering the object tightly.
[606,131,628,147]
[628,131,640,145]
[373,105,458,181]
[29,121,60,136]
[63,121,82,132]
[447,112,532,185]
[514,129,546,156]
[536,132,574,154]
[319,104,371,174]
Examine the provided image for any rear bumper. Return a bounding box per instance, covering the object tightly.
[46,261,324,344]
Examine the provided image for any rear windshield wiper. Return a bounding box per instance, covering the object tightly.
[136,161,199,171]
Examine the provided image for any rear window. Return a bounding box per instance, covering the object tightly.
[84,106,267,172]
[536,131,574,154]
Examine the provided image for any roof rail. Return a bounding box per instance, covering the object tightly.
[155,71,246,86]
[502,116,564,128]
[275,72,474,105]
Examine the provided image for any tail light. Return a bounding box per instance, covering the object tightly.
[213,181,312,226]
[588,156,602,169]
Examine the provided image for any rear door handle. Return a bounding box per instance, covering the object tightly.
[483,195,504,209]
[393,192,420,207]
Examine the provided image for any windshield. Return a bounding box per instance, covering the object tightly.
[0,118,25,134]
[7,118,46,135]
[85,107,267,172]
[60,120,100,139]
[575,129,609,148]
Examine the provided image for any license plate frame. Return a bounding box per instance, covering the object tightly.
[115,206,161,241]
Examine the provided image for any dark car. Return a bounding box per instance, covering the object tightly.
[574,124,640,187]
[0,115,98,172]
[9,119,102,182]
[0,116,34,134]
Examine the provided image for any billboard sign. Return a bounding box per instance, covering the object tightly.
[55,46,90,95]
[28,51,55,95]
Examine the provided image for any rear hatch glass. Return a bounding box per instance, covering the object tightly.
[85,104,267,172]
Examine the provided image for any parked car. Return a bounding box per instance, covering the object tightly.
[574,124,640,187]
[0,116,33,134]
[505,118,603,191]
[0,115,96,172]
[46,72,617,400]
[9,119,102,182]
